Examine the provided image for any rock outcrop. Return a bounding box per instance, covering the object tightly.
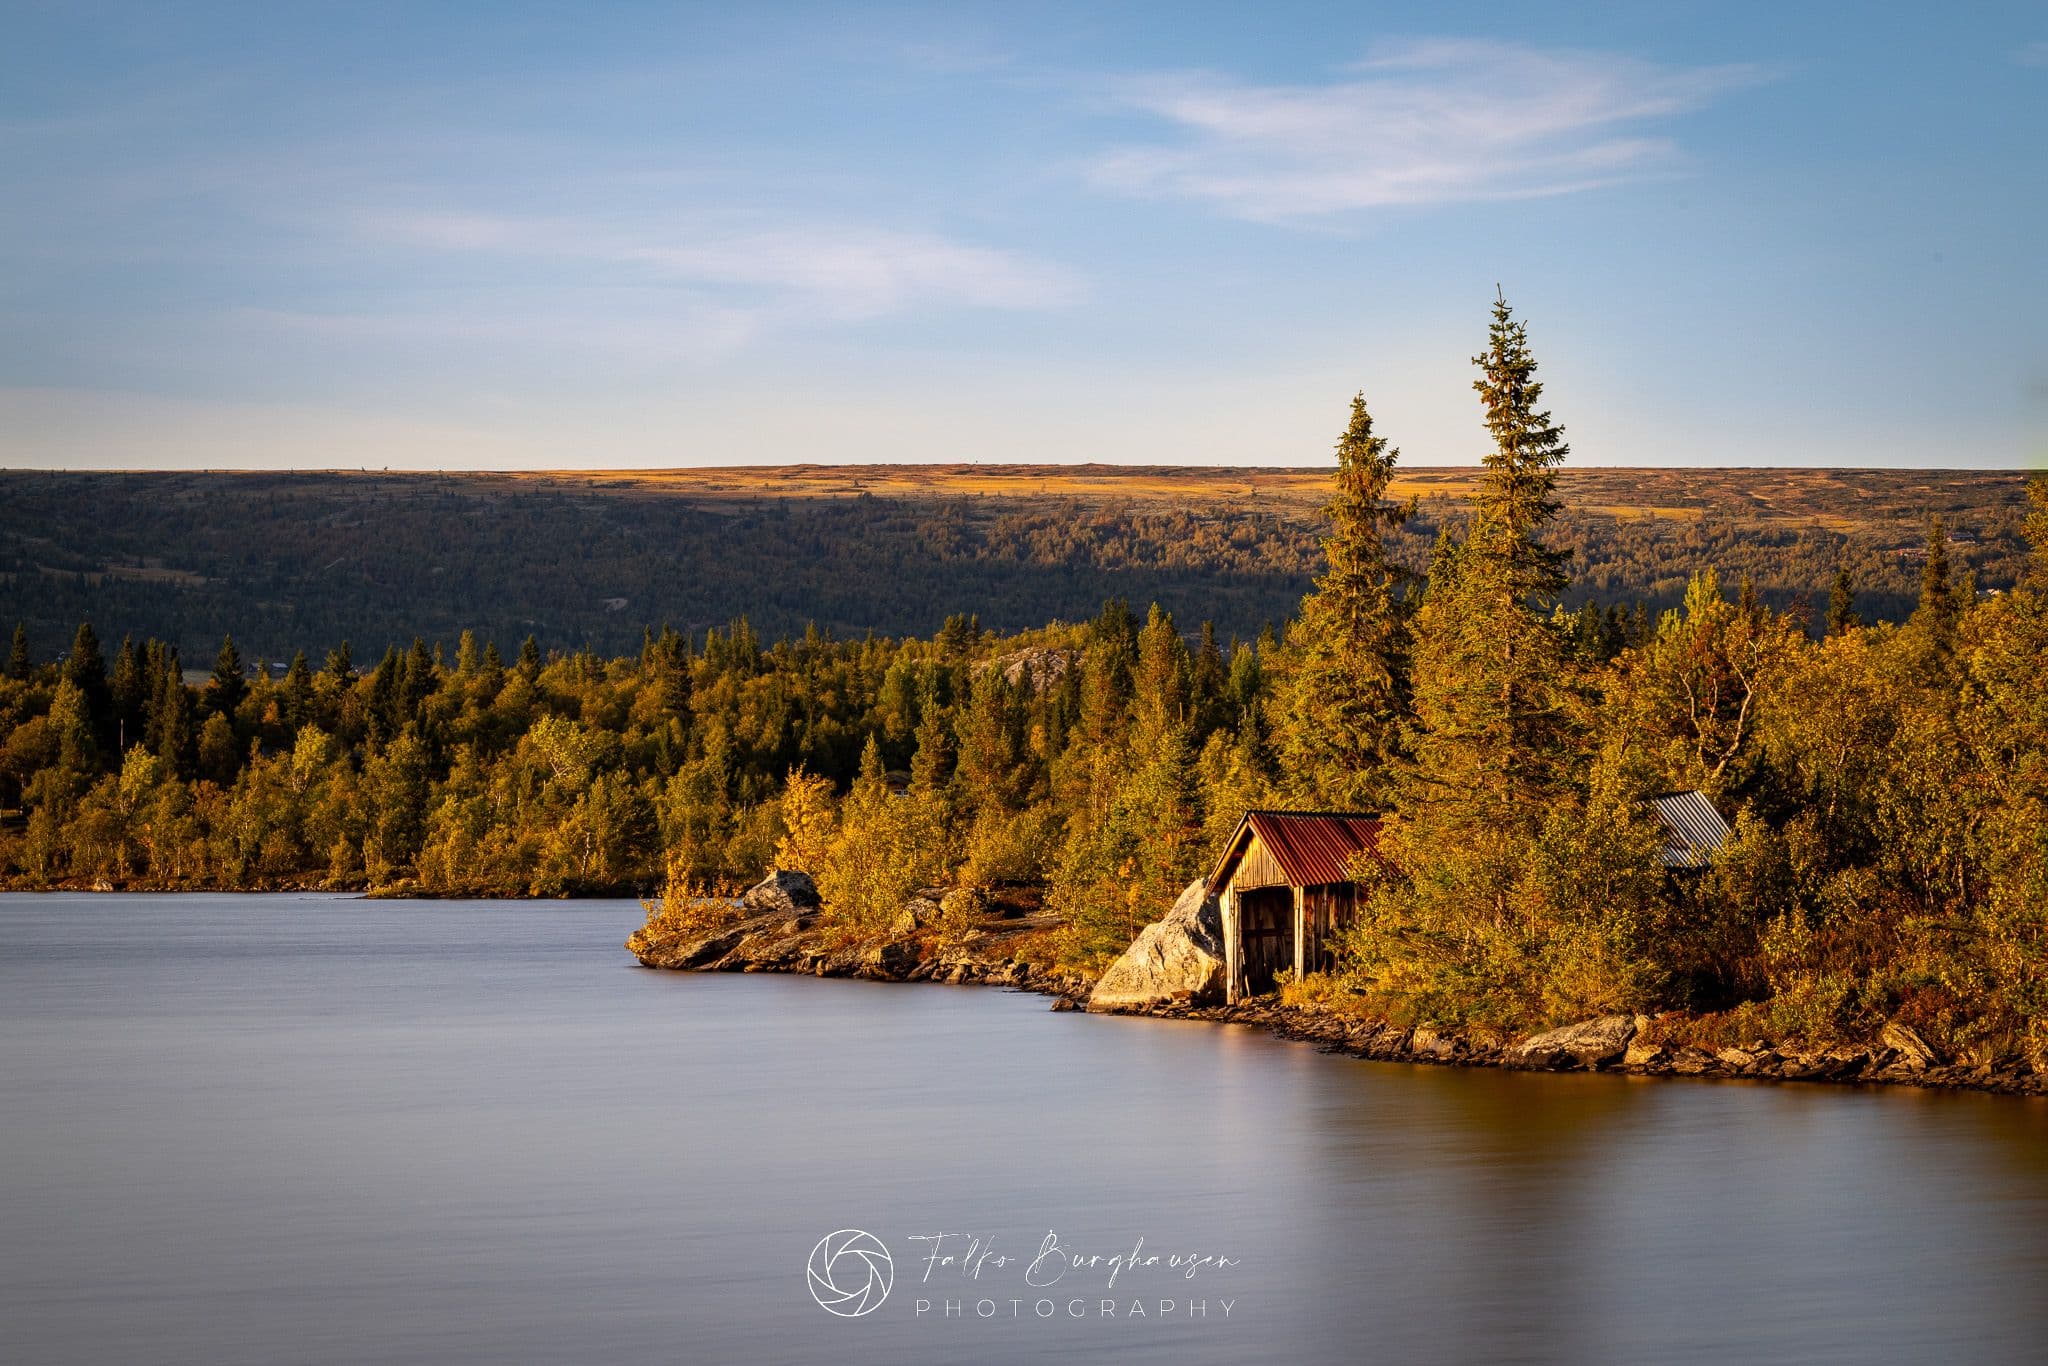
[975,646,1077,693]
[1508,1015,1639,1070]
[740,869,821,917]
[1086,879,1225,1012]
[1880,1021,1939,1071]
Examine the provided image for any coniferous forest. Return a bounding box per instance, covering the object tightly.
[5,298,2045,1066]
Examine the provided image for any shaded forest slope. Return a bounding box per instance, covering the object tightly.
[1,465,2030,661]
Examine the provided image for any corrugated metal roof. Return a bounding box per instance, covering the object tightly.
[1214,810,1383,890]
[1649,790,1731,869]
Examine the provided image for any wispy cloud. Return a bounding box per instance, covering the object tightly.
[2017,42,2048,68]
[360,209,1081,324]
[1088,39,1770,222]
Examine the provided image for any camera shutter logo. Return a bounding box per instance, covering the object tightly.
[806,1229,894,1317]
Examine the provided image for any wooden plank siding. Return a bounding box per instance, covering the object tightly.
[1209,811,1379,1003]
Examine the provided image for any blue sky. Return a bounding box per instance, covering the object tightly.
[1,1,2042,469]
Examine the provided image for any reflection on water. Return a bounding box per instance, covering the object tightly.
[3,893,2045,1366]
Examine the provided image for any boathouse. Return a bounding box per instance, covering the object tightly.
[1207,794,1730,1003]
[1207,811,1383,1004]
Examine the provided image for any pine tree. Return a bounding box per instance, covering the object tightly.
[1131,603,1192,755]
[324,640,354,683]
[110,637,145,746]
[1916,513,1959,644]
[155,658,192,777]
[6,623,28,680]
[369,646,403,739]
[401,637,435,719]
[64,622,106,693]
[910,702,954,793]
[1827,567,1858,635]
[1467,290,1571,603]
[1422,523,1462,601]
[1190,621,1228,737]
[518,635,542,681]
[1357,295,1585,1015]
[1408,293,1578,820]
[1274,391,1412,809]
[210,635,246,717]
[282,650,313,726]
[956,671,1024,815]
[64,622,112,745]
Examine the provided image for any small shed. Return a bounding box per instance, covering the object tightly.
[1206,811,1383,1003]
[1647,790,1733,870]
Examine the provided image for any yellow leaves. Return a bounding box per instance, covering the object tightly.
[117,746,160,806]
[774,767,835,876]
[525,713,601,789]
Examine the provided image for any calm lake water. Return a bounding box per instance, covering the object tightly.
[4,893,2047,1366]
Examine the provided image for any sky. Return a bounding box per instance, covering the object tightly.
[0,1,2042,471]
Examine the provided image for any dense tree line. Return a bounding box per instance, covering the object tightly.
[1,463,2026,666]
[3,298,2044,1067]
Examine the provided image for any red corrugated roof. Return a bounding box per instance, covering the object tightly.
[1239,810,1383,887]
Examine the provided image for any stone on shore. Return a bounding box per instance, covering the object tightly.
[1623,1038,1668,1067]
[1880,1021,1939,1071]
[1409,1025,1458,1060]
[859,940,921,979]
[740,869,821,917]
[1086,879,1225,1012]
[1508,1015,1638,1070]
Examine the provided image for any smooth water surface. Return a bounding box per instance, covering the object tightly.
[4,894,2047,1365]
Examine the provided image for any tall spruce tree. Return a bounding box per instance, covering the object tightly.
[154,655,191,776]
[64,622,113,746]
[1407,292,1578,819]
[209,634,246,717]
[1827,567,1858,635]
[1915,513,1960,644]
[6,624,28,680]
[282,650,313,727]
[1346,295,1593,1022]
[1274,391,1412,809]
[110,637,145,747]
[1131,603,1192,756]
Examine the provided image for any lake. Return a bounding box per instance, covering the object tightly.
[4,893,2046,1365]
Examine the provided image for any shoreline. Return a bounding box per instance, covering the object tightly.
[6,886,2032,1098]
[629,906,2047,1100]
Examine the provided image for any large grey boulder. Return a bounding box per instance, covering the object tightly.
[1508,1015,1639,1070]
[1086,879,1225,1012]
[741,869,821,916]
[1880,1021,1938,1072]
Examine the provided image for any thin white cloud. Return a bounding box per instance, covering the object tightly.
[359,210,1082,324]
[625,228,1076,318]
[1088,39,1770,222]
[2016,42,2048,68]
[236,300,768,364]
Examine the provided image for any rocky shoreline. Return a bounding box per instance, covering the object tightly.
[1138,1000,2045,1097]
[628,903,1091,996]
[629,878,2044,1100]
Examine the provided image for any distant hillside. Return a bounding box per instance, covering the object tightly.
[0,465,2030,662]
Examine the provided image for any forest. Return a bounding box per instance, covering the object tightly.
[3,297,2044,1068]
[0,461,2031,664]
